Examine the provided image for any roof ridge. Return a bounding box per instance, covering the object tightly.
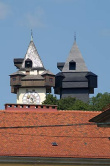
[0,110,102,114]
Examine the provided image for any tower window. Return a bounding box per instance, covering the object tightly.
[69,61,76,70]
[25,59,32,68]
[49,77,53,82]
[13,77,16,81]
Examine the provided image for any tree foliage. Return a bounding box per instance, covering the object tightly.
[43,92,110,111]
[57,97,76,110]
[89,92,110,111]
[43,94,58,105]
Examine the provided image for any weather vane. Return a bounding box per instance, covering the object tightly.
[74,32,76,42]
[31,29,33,41]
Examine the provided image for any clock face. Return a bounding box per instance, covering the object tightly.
[22,92,40,104]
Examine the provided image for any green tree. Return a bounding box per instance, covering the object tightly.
[43,94,58,105]
[43,92,110,111]
[72,100,89,110]
[89,92,110,111]
[57,96,76,110]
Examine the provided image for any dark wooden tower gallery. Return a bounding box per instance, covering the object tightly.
[54,40,97,102]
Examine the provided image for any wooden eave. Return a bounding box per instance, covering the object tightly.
[21,75,44,81]
[89,109,110,123]
[0,157,110,165]
[19,67,46,71]
[10,71,26,76]
[41,70,55,76]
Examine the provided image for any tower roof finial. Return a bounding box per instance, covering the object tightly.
[74,32,76,42]
[31,29,33,41]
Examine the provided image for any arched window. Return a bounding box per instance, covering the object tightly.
[69,61,76,70]
[25,59,32,68]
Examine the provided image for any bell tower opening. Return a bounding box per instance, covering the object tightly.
[69,61,76,70]
[25,59,32,68]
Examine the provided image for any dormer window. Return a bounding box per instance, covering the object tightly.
[69,61,76,70]
[25,59,32,68]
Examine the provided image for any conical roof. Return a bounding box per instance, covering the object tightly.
[21,40,44,69]
[62,41,88,72]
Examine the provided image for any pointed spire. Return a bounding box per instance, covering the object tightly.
[31,29,33,41]
[62,39,88,72]
[21,31,44,69]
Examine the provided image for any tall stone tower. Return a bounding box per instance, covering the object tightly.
[10,34,55,104]
[54,39,97,102]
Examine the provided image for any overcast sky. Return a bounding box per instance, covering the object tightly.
[0,0,110,109]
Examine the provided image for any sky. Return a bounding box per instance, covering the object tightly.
[0,0,110,109]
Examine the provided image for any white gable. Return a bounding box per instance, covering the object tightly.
[22,41,44,68]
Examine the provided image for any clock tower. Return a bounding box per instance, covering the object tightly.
[10,34,55,104]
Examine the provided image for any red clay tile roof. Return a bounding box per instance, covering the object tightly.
[0,110,110,158]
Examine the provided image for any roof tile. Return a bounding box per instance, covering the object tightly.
[0,110,110,158]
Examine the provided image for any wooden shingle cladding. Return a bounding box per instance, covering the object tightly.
[86,72,97,88]
[44,75,55,87]
[21,75,44,87]
[62,82,88,88]
[11,86,17,94]
[62,41,88,72]
[41,70,55,87]
[10,74,55,89]
[10,75,22,86]
[20,74,55,88]
[60,88,89,102]
[21,80,45,87]
[55,72,97,89]
[10,71,26,86]
[57,62,65,71]
[21,41,44,69]
[55,72,97,93]
[14,58,24,69]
